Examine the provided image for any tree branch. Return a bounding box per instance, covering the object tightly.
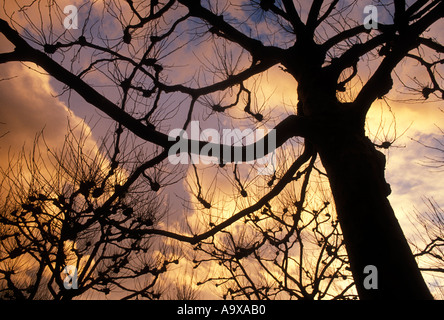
[145,144,314,244]
[394,0,406,24]
[157,59,277,97]
[354,1,444,113]
[306,0,324,33]
[178,0,283,61]
[316,0,339,28]
[0,50,25,63]
[281,0,305,36]
[1,18,310,164]
[0,19,172,148]
[406,53,444,99]
[419,37,444,53]
[186,115,311,163]
[321,25,369,52]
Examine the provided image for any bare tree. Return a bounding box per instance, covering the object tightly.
[0,126,179,299]
[406,127,444,299]
[409,199,444,282]
[0,0,443,299]
[192,156,356,300]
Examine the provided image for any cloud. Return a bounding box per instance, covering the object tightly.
[0,36,99,170]
[0,33,105,298]
[365,98,444,222]
[1,1,443,299]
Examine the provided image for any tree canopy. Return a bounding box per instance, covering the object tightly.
[0,0,443,300]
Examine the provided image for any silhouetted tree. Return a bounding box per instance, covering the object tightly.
[0,126,178,299]
[192,157,356,299]
[406,128,444,299]
[1,0,443,299]
[408,198,444,298]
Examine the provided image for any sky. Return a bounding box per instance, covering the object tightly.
[0,0,444,299]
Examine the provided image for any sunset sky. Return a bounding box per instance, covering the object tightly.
[1,0,443,299]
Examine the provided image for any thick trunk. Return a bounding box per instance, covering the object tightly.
[316,133,432,299]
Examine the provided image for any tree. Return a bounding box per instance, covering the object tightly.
[408,198,444,299]
[192,162,357,300]
[0,126,179,299]
[406,129,444,299]
[1,0,443,299]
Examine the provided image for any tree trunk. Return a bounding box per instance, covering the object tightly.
[316,132,433,299]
